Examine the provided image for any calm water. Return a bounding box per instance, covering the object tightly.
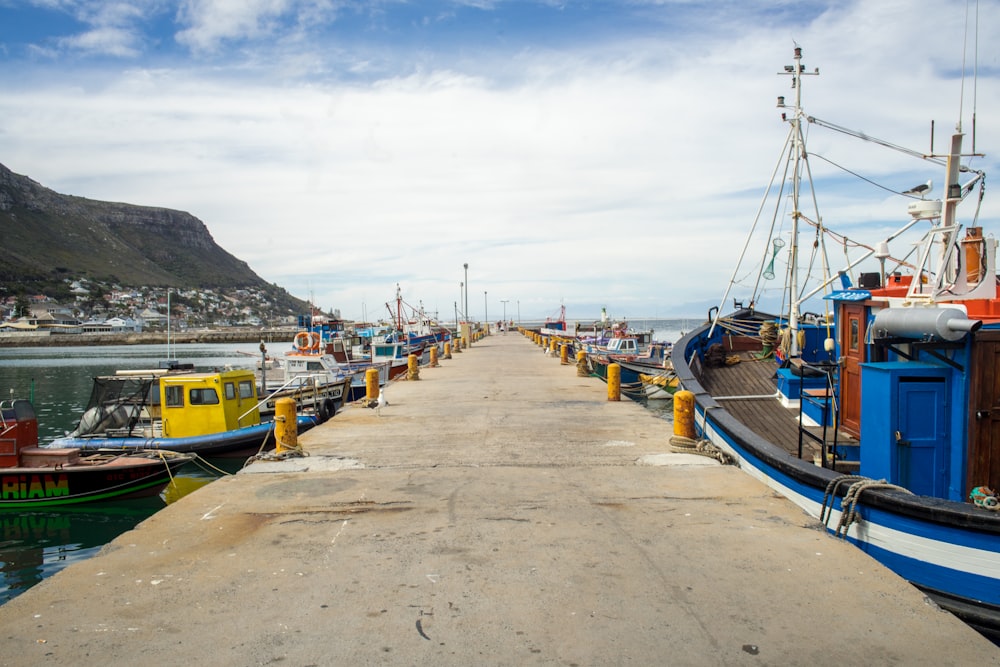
[0,323,688,604]
[0,341,263,604]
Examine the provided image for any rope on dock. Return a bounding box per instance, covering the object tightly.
[668,434,734,465]
[244,447,310,466]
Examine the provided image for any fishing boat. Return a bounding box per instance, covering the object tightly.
[47,366,322,457]
[1,398,192,507]
[380,284,452,356]
[637,371,679,401]
[261,333,354,417]
[671,46,1000,642]
[272,332,385,404]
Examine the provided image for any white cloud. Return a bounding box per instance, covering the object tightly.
[1,0,998,321]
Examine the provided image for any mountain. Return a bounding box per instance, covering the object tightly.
[0,163,309,314]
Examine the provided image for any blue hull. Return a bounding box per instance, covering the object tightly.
[48,416,320,457]
[673,317,1000,640]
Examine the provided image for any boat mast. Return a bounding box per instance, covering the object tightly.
[782,46,818,356]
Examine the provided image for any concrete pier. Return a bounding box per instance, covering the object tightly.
[0,333,996,665]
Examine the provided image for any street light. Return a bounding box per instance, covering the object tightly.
[484,290,488,335]
[517,300,520,326]
[500,300,509,334]
[463,263,469,327]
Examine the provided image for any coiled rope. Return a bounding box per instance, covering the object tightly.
[668,434,734,465]
[245,447,310,466]
[970,486,1000,510]
[820,475,913,538]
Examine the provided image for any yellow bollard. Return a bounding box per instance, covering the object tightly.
[365,367,380,402]
[443,342,452,359]
[407,353,420,380]
[429,345,439,367]
[560,343,569,364]
[673,390,696,439]
[274,397,298,453]
[549,339,557,355]
[607,363,621,401]
[576,350,589,377]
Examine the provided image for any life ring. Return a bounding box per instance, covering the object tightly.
[294,331,322,351]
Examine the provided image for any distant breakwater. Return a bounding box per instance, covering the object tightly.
[0,328,297,348]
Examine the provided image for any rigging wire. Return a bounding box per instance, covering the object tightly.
[807,153,915,197]
[807,115,946,164]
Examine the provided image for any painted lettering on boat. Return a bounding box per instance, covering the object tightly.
[0,474,70,500]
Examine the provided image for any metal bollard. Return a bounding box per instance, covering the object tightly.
[607,363,621,401]
[673,390,696,439]
[275,397,298,453]
[365,367,380,401]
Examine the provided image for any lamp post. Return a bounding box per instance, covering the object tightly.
[463,263,469,327]
[500,299,509,334]
[517,300,520,326]
[484,291,488,335]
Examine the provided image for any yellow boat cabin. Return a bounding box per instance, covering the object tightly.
[159,369,261,438]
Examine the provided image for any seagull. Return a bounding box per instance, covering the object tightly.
[902,179,932,199]
[375,390,388,416]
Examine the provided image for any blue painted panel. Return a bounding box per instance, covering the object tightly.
[898,379,948,496]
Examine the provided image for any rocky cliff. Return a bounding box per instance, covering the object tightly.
[0,163,306,312]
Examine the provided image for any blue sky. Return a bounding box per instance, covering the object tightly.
[1,1,998,324]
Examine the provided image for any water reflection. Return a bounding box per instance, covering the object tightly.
[0,343,257,603]
[0,500,162,604]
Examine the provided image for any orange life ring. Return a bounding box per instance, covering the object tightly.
[294,331,312,350]
[308,332,321,351]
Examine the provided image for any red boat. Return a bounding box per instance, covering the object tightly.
[0,399,193,508]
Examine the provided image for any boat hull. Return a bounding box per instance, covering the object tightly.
[672,314,1000,642]
[47,416,320,457]
[0,451,193,508]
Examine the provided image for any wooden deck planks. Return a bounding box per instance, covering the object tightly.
[698,352,848,460]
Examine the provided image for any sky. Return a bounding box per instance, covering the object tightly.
[0,1,998,324]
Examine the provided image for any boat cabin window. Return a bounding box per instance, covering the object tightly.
[224,382,236,400]
[189,388,220,405]
[307,361,324,371]
[164,385,184,407]
[239,380,254,399]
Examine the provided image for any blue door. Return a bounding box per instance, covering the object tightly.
[896,378,948,496]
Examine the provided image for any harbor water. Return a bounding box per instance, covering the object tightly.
[0,320,691,605]
[0,341,263,605]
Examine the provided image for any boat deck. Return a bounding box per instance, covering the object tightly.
[696,351,857,464]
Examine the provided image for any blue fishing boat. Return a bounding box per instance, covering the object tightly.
[671,47,1000,642]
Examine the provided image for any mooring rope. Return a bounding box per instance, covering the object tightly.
[820,475,913,538]
[668,434,734,465]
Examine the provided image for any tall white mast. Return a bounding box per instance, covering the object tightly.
[783,46,818,356]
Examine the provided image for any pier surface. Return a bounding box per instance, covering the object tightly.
[1,333,997,665]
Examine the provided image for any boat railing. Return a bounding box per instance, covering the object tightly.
[244,376,321,421]
[796,361,841,467]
